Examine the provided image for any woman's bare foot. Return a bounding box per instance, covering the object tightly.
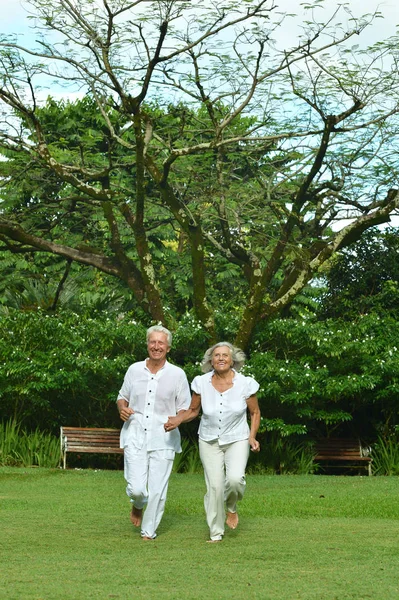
[130,506,143,527]
[226,511,239,529]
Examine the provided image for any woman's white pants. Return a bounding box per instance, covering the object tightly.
[124,444,174,539]
[199,438,249,541]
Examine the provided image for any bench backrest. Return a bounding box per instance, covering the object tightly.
[60,427,123,468]
[315,438,371,460]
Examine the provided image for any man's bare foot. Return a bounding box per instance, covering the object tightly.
[142,536,154,541]
[130,506,143,527]
[206,539,222,543]
[226,511,239,529]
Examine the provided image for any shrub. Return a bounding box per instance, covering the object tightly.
[249,312,399,440]
[0,420,61,467]
[0,310,146,431]
[371,435,399,476]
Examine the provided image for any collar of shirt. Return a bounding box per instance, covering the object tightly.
[144,358,168,376]
[206,368,238,382]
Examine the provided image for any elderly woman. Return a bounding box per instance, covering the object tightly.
[165,342,261,542]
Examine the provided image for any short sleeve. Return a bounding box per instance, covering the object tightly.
[191,375,202,395]
[117,365,134,402]
[245,375,259,398]
[175,370,191,411]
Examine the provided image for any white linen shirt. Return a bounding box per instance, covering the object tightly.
[118,359,191,452]
[191,370,259,445]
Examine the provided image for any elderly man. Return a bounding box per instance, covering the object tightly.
[117,325,191,540]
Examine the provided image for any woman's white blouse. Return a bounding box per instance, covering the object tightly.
[191,370,259,445]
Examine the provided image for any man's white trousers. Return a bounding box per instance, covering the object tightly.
[124,443,174,539]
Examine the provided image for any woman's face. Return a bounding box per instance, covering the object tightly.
[211,345,233,373]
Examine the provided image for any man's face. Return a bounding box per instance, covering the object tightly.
[147,332,170,362]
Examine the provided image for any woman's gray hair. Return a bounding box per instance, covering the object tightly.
[146,325,172,347]
[200,341,246,373]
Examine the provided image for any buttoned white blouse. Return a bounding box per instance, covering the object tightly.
[191,370,259,445]
[118,359,191,452]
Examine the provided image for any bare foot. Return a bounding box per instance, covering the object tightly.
[130,506,143,527]
[206,539,222,543]
[142,536,154,541]
[226,511,239,529]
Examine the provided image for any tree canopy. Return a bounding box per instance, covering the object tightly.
[320,226,399,319]
[0,0,399,349]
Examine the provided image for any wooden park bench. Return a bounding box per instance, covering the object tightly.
[60,427,123,469]
[314,438,372,476]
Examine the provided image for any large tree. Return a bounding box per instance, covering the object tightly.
[0,0,399,349]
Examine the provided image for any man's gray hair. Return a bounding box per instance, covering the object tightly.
[200,341,246,373]
[146,325,172,347]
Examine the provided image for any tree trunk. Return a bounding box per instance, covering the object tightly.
[189,223,216,342]
[133,112,166,324]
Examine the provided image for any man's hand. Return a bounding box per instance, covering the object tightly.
[119,406,134,422]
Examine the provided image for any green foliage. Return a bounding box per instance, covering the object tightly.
[173,438,203,474]
[172,312,211,365]
[320,227,399,319]
[0,310,147,431]
[1,304,398,444]
[0,420,60,467]
[248,312,399,439]
[248,433,316,475]
[371,435,399,476]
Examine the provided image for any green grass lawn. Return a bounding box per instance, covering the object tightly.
[1,468,399,600]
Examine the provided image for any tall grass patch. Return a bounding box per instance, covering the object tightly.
[372,435,399,475]
[0,420,61,467]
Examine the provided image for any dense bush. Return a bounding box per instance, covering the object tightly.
[249,312,399,442]
[0,310,148,431]
[1,308,398,446]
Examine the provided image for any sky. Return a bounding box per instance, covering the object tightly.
[0,0,398,42]
[276,0,398,44]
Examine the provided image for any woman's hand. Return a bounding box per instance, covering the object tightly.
[164,416,181,432]
[165,395,202,432]
[246,394,261,452]
[249,437,260,452]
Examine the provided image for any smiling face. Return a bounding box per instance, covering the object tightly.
[211,345,233,374]
[147,331,170,364]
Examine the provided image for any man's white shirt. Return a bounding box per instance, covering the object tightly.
[118,359,191,452]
